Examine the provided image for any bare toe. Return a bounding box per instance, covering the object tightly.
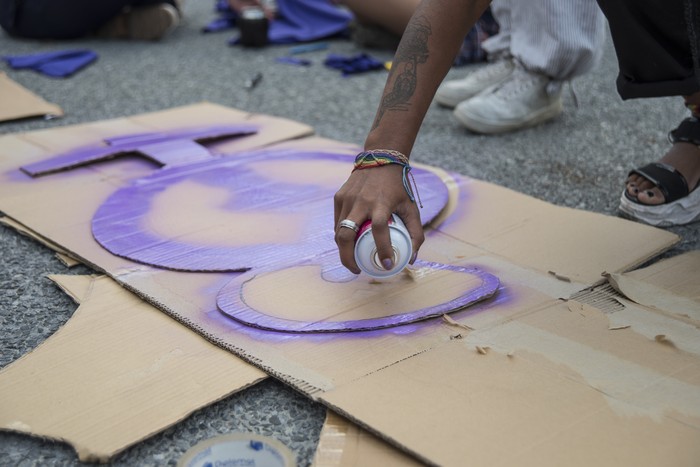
[636,187,665,205]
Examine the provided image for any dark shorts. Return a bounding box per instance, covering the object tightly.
[597,0,700,98]
[0,0,176,39]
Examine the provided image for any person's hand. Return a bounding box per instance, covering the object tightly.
[334,165,424,274]
[227,0,276,19]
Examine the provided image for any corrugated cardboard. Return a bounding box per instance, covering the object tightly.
[0,274,266,462]
[0,216,80,267]
[1,103,695,466]
[313,411,422,467]
[313,251,700,466]
[0,72,63,122]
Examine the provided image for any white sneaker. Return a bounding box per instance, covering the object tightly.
[434,58,515,108]
[453,66,563,134]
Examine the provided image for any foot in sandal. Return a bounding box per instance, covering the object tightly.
[619,115,700,226]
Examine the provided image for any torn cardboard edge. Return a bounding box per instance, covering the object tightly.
[317,278,700,466]
[312,411,422,467]
[0,216,81,267]
[0,274,267,463]
[0,72,63,122]
[604,251,700,324]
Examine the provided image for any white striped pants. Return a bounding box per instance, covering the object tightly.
[482,0,607,81]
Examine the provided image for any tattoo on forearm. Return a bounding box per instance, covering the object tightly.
[372,15,431,130]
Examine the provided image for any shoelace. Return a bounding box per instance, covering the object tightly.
[468,58,513,82]
[488,65,580,109]
[490,67,546,99]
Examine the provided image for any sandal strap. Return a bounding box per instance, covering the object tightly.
[629,162,690,203]
[668,117,700,146]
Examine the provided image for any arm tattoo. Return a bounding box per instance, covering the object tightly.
[372,15,432,130]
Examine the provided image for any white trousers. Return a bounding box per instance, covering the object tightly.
[482,0,607,81]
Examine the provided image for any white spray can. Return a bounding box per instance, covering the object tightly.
[354,214,412,278]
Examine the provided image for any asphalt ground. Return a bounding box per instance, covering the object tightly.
[1,1,698,466]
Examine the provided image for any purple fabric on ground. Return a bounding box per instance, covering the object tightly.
[204,0,351,44]
[324,53,384,76]
[3,49,98,78]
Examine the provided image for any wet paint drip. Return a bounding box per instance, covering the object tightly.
[354,214,412,279]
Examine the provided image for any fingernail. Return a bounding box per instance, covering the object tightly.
[382,258,394,270]
[410,252,417,264]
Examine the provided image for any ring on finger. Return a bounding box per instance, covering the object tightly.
[338,219,359,233]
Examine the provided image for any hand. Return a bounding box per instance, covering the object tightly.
[334,165,424,274]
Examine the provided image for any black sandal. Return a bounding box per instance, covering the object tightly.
[618,117,700,226]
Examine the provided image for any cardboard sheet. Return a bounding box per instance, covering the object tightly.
[1,103,694,466]
[313,411,421,467]
[0,72,63,122]
[0,216,80,267]
[606,251,700,323]
[0,274,266,463]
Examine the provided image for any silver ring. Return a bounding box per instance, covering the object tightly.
[338,219,359,233]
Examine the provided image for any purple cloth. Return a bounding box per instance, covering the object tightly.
[202,0,237,32]
[204,0,351,44]
[324,53,384,76]
[3,49,97,78]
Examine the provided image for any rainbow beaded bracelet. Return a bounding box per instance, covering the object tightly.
[352,149,423,208]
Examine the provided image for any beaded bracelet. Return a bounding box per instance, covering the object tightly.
[352,149,423,208]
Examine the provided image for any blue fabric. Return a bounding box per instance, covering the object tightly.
[204,0,351,44]
[3,49,97,77]
[269,0,351,43]
[202,0,236,32]
[277,56,312,66]
[324,53,384,76]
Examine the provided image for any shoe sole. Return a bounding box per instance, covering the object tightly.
[454,99,563,134]
[618,185,700,227]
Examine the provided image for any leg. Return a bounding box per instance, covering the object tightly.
[1,0,178,40]
[508,0,606,81]
[434,0,514,108]
[1,0,131,38]
[450,0,606,134]
[480,0,512,58]
[339,0,420,36]
[626,94,700,205]
[599,0,700,223]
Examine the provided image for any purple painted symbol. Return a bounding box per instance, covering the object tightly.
[20,125,258,176]
[20,124,501,333]
[216,258,500,332]
[91,148,450,272]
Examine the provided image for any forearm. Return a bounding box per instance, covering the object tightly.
[364,0,491,156]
